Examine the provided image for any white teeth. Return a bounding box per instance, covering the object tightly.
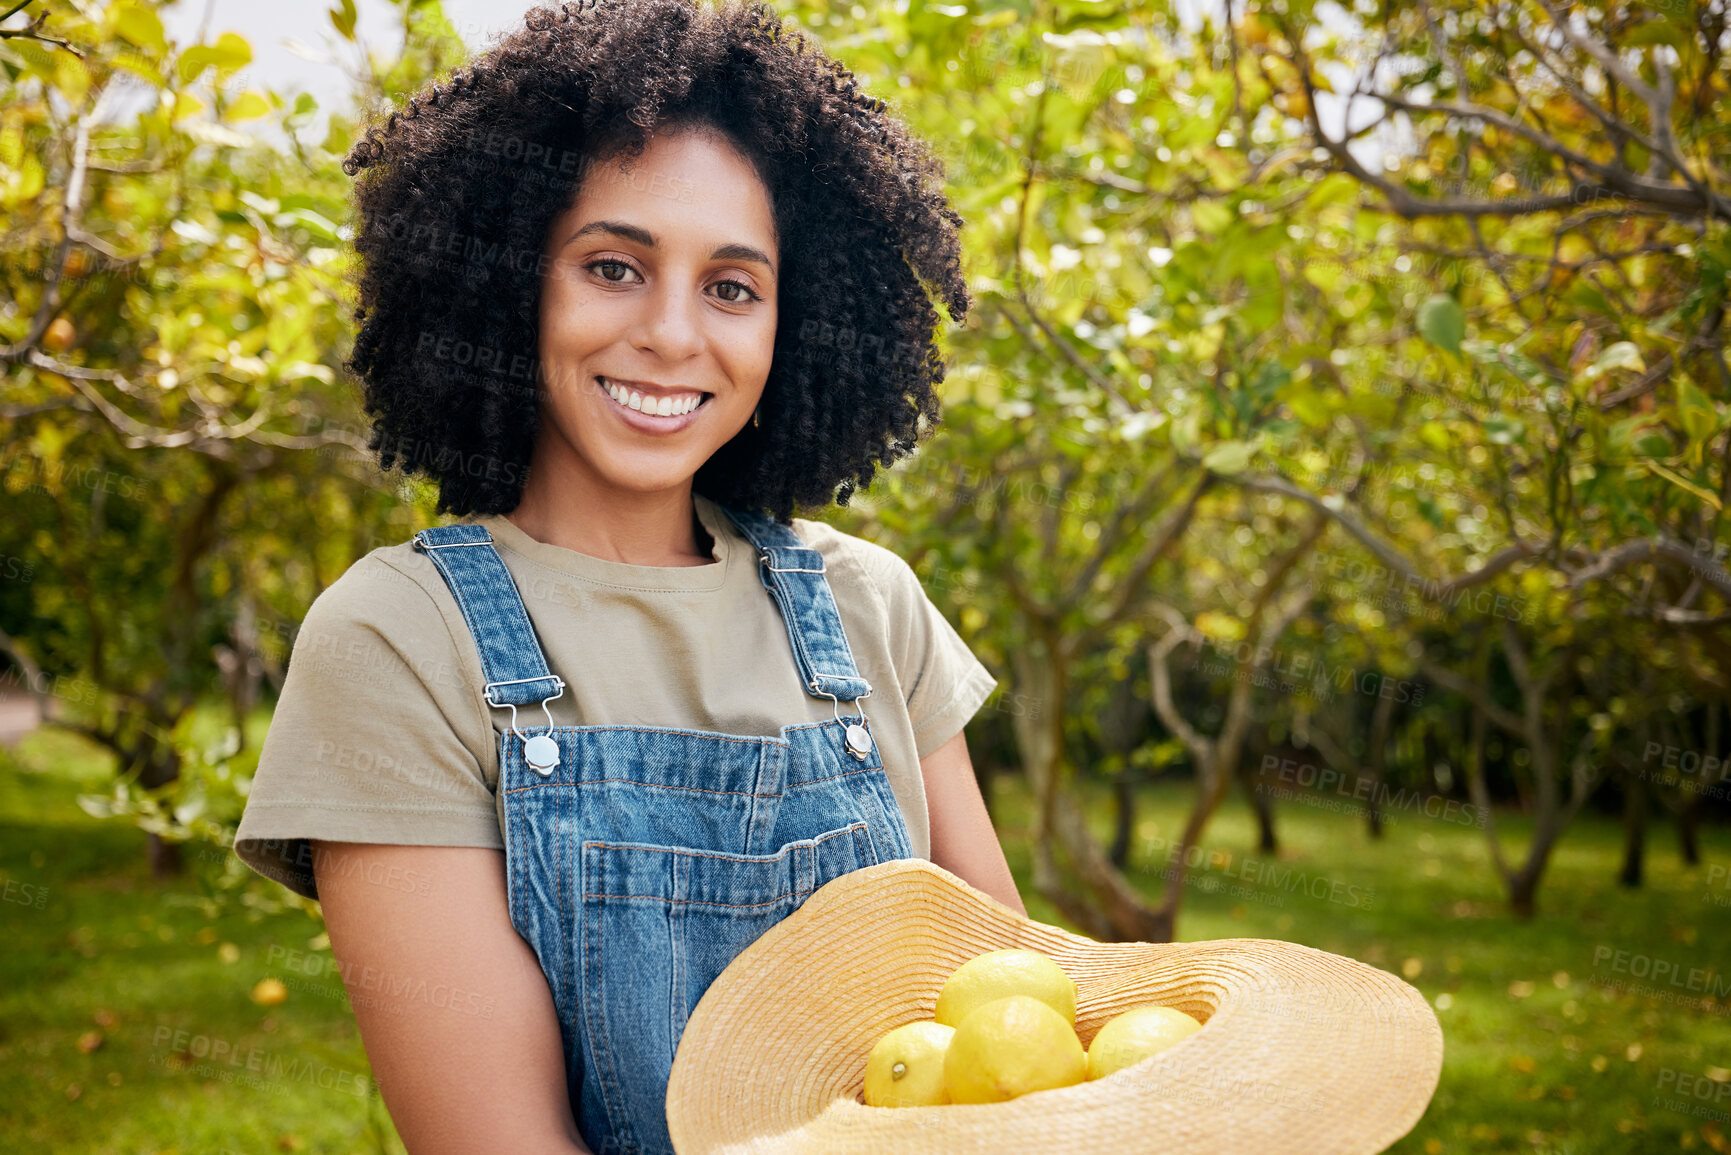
[601,378,703,418]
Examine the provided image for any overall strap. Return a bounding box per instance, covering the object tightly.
[717,504,872,705]
[410,524,565,708]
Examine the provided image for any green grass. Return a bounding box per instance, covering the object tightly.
[993,775,1731,1154]
[0,726,403,1155]
[5,724,1728,1153]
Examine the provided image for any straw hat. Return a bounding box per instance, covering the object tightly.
[667,858,1442,1154]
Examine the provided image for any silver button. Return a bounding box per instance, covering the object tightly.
[524,733,560,775]
[845,723,872,757]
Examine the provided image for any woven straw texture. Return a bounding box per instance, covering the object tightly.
[666,858,1442,1154]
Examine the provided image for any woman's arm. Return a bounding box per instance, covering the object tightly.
[311,841,592,1155]
[919,730,1028,917]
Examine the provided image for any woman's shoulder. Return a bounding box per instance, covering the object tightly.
[288,538,468,671]
[789,515,902,570]
[786,515,925,605]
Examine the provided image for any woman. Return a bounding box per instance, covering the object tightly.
[234,1,1023,1151]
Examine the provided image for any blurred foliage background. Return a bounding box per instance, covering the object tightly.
[2,0,1728,1151]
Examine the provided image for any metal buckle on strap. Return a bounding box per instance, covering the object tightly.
[483,674,566,707]
[759,551,825,574]
[483,676,565,777]
[809,681,874,759]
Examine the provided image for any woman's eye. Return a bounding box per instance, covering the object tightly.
[714,279,760,303]
[589,260,636,282]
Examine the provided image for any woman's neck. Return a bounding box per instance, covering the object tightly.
[505,479,715,568]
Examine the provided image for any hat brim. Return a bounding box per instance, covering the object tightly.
[667,857,1442,1154]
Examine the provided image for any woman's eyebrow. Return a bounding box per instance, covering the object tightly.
[565,219,776,273]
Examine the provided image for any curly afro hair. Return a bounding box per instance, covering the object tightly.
[340,0,971,522]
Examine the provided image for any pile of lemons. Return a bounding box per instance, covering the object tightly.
[862,949,1202,1108]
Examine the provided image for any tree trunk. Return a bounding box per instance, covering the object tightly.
[1108,769,1135,870]
[1245,762,1279,853]
[1365,691,1396,839]
[1507,868,1539,919]
[1618,773,1646,888]
[1009,645,1115,942]
[135,731,184,880]
[1679,803,1702,867]
[1679,702,1721,867]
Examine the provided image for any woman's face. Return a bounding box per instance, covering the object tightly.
[534,127,779,499]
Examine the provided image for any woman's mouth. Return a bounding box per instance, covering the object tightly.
[596,375,712,433]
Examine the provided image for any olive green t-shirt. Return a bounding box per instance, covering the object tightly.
[234,494,998,900]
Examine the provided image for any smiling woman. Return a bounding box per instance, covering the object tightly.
[230,2,1018,1154]
[517,127,782,564]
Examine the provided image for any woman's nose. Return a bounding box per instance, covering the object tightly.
[631,279,706,362]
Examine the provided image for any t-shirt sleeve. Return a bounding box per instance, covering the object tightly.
[232,554,502,901]
[860,544,999,760]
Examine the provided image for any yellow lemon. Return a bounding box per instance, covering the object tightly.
[1086,1005,1202,1080]
[935,949,1077,1028]
[863,1021,954,1108]
[943,995,1087,1103]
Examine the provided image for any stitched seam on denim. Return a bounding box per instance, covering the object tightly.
[808,555,871,693]
[765,575,817,691]
[580,821,866,865]
[584,845,631,1147]
[744,741,767,853]
[804,536,870,678]
[558,755,571,1079]
[436,541,554,697]
[477,719,878,753]
[580,890,833,910]
[503,780,777,799]
[491,724,792,748]
[670,855,686,1049]
[867,767,914,859]
[476,545,556,685]
[780,569,858,691]
[424,544,497,686]
[499,740,517,944]
[503,763,879,797]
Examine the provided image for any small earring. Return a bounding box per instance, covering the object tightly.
[752,403,761,429]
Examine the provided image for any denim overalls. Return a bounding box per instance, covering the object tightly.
[412,503,914,1155]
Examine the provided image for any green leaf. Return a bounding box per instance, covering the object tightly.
[1483,416,1524,445]
[1192,201,1234,235]
[1202,439,1256,474]
[280,208,341,243]
[1580,340,1646,383]
[1624,20,1688,50]
[1677,379,1718,447]
[330,0,359,41]
[1644,461,1722,509]
[225,91,271,121]
[1633,431,1675,457]
[177,32,252,84]
[113,1,168,54]
[1417,293,1465,354]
